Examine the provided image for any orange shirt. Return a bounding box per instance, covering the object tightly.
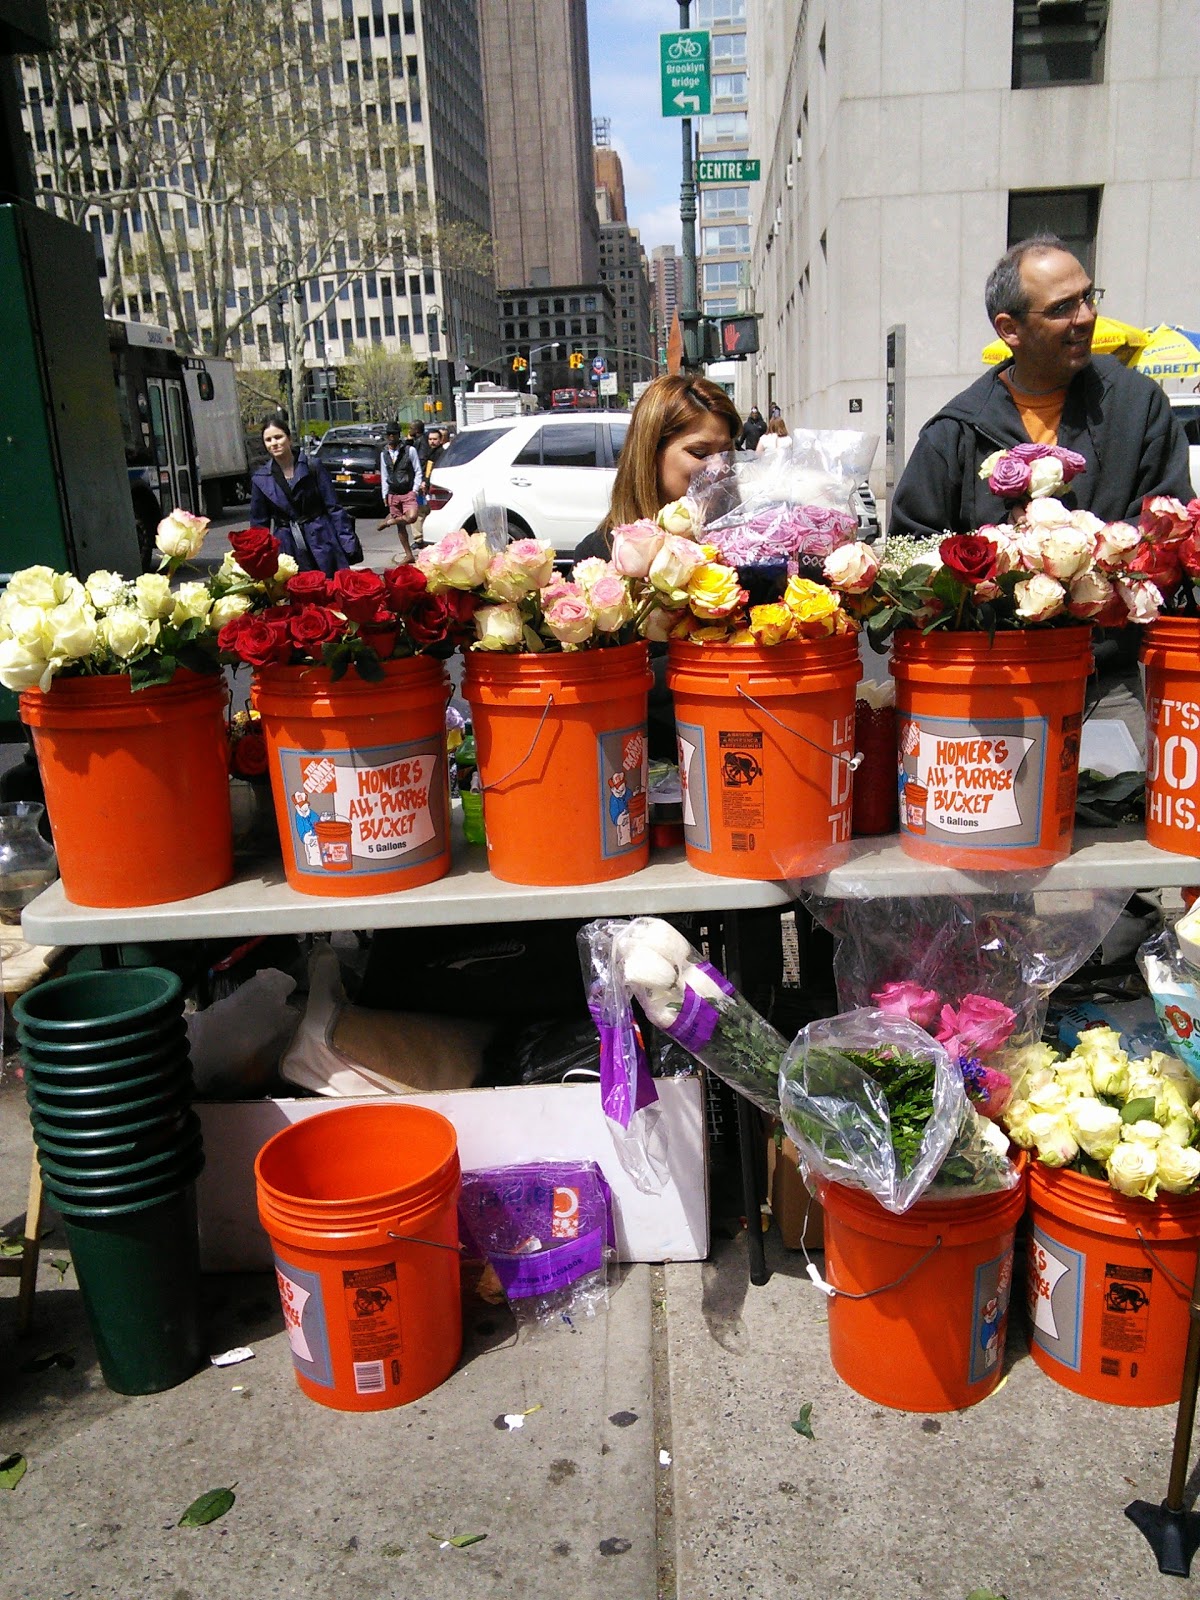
[999,372,1067,445]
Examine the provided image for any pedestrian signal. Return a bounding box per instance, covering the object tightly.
[721,318,759,358]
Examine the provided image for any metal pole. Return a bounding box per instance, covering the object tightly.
[678,0,699,370]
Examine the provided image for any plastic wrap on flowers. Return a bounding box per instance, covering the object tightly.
[579,916,787,1122]
[1138,911,1200,1079]
[778,1009,1017,1214]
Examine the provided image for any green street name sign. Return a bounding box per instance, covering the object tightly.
[660,30,710,117]
[697,158,761,183]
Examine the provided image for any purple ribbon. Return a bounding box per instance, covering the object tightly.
[666,985,721,1053]
[590,1000,659,1128]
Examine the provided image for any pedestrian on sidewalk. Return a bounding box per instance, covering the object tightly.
[755,415,792,457]
[249,412,356,577]
[414,426,446,546]
[378,423,422,563]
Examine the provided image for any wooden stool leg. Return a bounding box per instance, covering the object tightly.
[16,1152,43,1336]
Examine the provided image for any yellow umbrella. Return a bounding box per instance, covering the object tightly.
[981,316,1149,366]
[1132,324,1200,380]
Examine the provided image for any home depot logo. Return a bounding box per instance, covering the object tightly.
[300,756,336,795]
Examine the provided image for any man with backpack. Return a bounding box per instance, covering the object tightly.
[378,422,423,563]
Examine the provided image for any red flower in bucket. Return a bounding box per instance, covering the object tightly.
[230,527,283,581]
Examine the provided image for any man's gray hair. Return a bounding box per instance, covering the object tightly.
[985,235,1070,324]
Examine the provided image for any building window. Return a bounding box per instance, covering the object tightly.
[704,261,742,293]
[701,187,750,219]
[698,112,748,143]
[1007,186,1101,277]
[711,73,747,103]
[711,33,746,66]
[694,0,745,21]
[1012,1,1108,89]
[702,224,750,254]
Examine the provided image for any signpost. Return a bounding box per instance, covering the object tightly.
[696,157,761,184]
[660,30,710,117]
[598,374,618,397]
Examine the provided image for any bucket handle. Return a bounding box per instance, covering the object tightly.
[798,1189,943,1299]
[735,685,864,771]
[1134,1228,1193,1296]
[387,1230,466,1253]
[478,695,556,793]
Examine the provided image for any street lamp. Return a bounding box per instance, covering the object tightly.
[425,303,447,421]
[527,341,561,402]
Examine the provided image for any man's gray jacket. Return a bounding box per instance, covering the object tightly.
[889,355,1192,538]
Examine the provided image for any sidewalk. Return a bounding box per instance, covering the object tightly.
[2,1055,1193,1600]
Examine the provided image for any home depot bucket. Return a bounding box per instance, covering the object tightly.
[891,628,1092,870]
[19,671,232,907]
[821,1164,1027,1412]
[462,641,652,886]
[1141,617,1200,855]
[255,1102,462,1412]
[666,635,860,880]
[251,657,450,896]
[1027,1163,1200,1406]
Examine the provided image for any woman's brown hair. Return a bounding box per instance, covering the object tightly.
[602,374,740,532]
[766,415,788,438]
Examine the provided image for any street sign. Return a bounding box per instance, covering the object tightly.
[599,374,618,397]
[591,356,607,376]
[632,381,652,402]
[660,30,710,118]
[697,158,761,184]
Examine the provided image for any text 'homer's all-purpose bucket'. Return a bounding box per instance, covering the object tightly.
[252,657,450,897]
[891,628,1092,871]
[462,640,652,886]
[255,1103,462,1412]
[821,1162,1027,1413]
[1027,1163,1200,1406]
[667,635,860,880]
[1141,616,1200,855]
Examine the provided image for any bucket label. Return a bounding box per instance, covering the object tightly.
[597,726,648,858]
[277,736,446,877]
[1027,1225,1083,1371]
[898,712,1045,848]
[718,731,766,837]
[677,720,711,851]
[969,1245,1015,1385]
[1100,1263,1152,1363]
[275,1257,334,1389]
[1146,692,1200,840]
[343,1261,404,1396]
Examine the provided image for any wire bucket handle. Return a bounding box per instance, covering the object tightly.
[479,695,556,793]
[735,684,863,771]
[1135,1228,1194,1296]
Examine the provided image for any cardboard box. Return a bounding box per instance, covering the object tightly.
[766,1129,824,1250]
[195,1076,708,1271]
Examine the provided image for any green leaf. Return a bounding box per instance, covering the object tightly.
[790,1402,815,1440]
[129,654,178,691]
[1122,1098,1157,1124]
[0,1454,27,1490]
[178,1485,237,1527]
[428,1531,487,1549]
[522,624,545,652]
[47,1259,70,1282]
[0,1237,22,1257]
[353,652,386,683]
[965,1590,1008,1600]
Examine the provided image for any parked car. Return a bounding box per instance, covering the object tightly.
[312,430,387,515]
[423,412,632,555]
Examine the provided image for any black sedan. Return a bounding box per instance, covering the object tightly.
[313,435,386,515]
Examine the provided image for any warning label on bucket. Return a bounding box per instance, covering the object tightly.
[275,1257,334,1388]
[343,1261,403,1391]
[1027,1226,1082,1371]
[1100,1263,1152,1354]
[718,731,765,832]
[898,713,1045,848]
[277,737,446,876]
[677,719,710,852]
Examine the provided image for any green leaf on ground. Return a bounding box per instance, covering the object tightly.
[0,1454,28,1490]
[790,1402,815,1440]
[46,1259,71,1282]
[178,1485,237,1526]
[0,1238,22,1257]
[965,1590,1008,1600]
[428,1531,487,1549]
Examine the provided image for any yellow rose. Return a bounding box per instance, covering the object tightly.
[783,577,842,637]
[687,562,744,622]
[749,603,795,647]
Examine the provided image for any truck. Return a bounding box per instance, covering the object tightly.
[456,383,536,429]
[183,354,250,515]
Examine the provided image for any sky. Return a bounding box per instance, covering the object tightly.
[587,0,687,255]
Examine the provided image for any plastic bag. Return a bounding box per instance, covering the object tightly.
[1138,923,1200,1077]
[778,1008,1017,1214]
[458,1161,614,1338]
[186,969,299,1097]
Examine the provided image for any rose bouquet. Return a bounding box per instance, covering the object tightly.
[872,979,1016,1119]
[209,527,477,677]
[0,510,221,692]
[1001,1026,1200,1201]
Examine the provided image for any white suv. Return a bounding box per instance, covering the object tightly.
[423,412,632,556]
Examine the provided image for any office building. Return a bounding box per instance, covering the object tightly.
[650,244,683,365]
[595,135,654,399]
[695,0,751,325]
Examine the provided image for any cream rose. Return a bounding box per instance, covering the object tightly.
[155,508,210,562]
[1066,1100,1122,1162]
[170,583,213,625]
[209,593,253,630]
[3,566,66,610]
[823,542,880,594]
[1108,1142,1159,1201]
[1013,572,1066,623]
[473,602,526,651]
[134,573,175,620]
[649,535,706,595]
[1039,529,1094,582]
[0,636,50,691]
[1156,1142,1200,1195]
[1026,1111,1078,1168]
[84,571,129,610]
[1027,457,1067,499]
[656,497,701,538]
[100,607,156,660]
[46,600,98,661]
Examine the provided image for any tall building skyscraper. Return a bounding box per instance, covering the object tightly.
[695,0,750,323]
[594,138,653,397]
[650,244,683,363]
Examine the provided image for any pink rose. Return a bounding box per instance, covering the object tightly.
[1007,442,1056,463]
[988,454,1033,500]
[1139,495,1192,545]
[872,981,941,1030]
[542,593,595,645]
[611,519,666,578]
[587,573,632,633]
[935,994,1016,1059]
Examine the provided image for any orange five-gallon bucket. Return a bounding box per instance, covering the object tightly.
[1027,1163,1200,1406]
[666,635,860,880]
[821,1163,1027,1412]
[1141,617,1200,855]
[255,1103,462,1412]
[891,628,1092,871]
[462,641,652,886]
[20,670,232,907]
[252,657,450,896]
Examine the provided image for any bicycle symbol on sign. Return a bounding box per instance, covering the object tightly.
[668,36,703,60]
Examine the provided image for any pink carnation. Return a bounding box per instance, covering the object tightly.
[872,981,941,1030]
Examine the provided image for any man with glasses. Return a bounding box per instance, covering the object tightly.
[889,235,1191,537]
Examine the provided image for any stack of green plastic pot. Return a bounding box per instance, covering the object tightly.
[14,967,205,1394]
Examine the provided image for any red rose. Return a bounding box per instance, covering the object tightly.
[230,526,282,581]
[440,588,479,643]
[405,593,450,649]
[228,614,292,667]
[1139,495,1192,545]
[382,563,428,611]
[1180,529,1200,581]
[359,624,398,661]
[287,570,331,604]
[1127,540,1183,596]
[330,568,386,622]
[939,534,998,586]
[288,604,345,653]
[230,730,269,778]
[217,616,248,654]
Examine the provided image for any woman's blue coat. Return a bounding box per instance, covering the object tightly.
[248,456,353,576]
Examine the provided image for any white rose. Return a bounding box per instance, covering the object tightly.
[1039,529,1094,582]
[656,497,701,537]
[134,573,175,620]
[1156,1142,1200,1195]
[1004,1098,1036,1148]
[1108,1142,1159,1201]
[978,449,1004,481]
[3,566,64,610]
[1027,457,1066,499]
[1053,1061,1094,1099]
[1092,522,1141,571]
[1087,1048,1129,1099]
[1117,577,1162,625]
[0,636,49,691]
[217,553,250,584]
[100,607,156,660]
[0,601,52,653]
[46,600,98,661]
[622,946,680,994]
[649,535,706,595]
[473,603,525,651]
[170,583,213,625]
[1027,1081,1069,1114]
[1020,496,1073,531]
[1027,1111,1078,1168]
[1013,572,1066,623]
[84,570,129,611]
[989,526,1024,576]
[1066,1100,1122,1161]
[1067,510,1105,538]
[625,918,693,968]
[1121,1119,1163,1148]
[823,542,880,594]
[275,554,299,579]
[209,593,253,630]
[154,508,209,562]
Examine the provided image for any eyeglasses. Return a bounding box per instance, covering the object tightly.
[1034,287,1105,322]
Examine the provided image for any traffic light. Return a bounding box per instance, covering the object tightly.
[721,317,759,358]
[511,354,527,373]
[568,349,584,369]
